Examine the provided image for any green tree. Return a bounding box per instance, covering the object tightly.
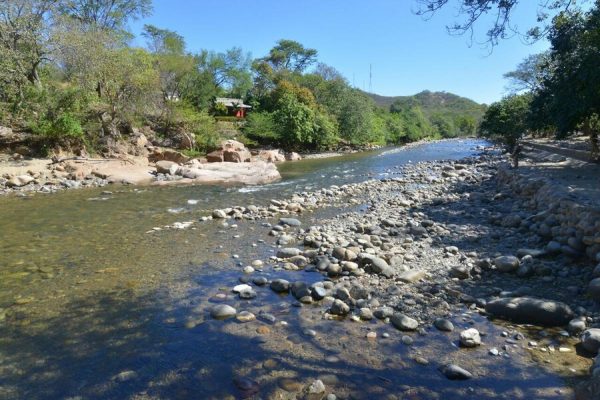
[262,39,318,73]
[57,0,152,31]
[0,0,56,99]
[478,94,531,150]
[537,4,600,156]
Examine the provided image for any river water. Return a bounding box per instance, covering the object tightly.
[0,139,581,399]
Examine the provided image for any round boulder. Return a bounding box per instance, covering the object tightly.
[494,256,520,273]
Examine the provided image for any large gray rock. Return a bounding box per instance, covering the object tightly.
[270,279,290,293]
[485,297,574,326]
[391,313,418,331]
[581,329,600,355]
[494,256,520,272]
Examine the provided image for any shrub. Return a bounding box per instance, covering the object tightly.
[243,111,279,143]
[30,112,84,140]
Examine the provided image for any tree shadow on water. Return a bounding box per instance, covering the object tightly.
[0,277,580,400]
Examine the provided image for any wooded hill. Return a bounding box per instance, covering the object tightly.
[367,90,487,121]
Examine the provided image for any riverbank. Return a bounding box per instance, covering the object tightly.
[152,147,600,398]
[0,139,285,196]
[0,138,464,197]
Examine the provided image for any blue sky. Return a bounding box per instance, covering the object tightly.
[129,0,551,105]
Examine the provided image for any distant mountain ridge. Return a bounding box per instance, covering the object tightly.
[365,90,487,121]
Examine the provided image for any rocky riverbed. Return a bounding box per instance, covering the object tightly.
[158,149,600,398]
[2,140,599,399]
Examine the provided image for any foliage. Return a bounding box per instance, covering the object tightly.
[243,111,279,143]
[261,39,318,73]
[0,1,487,155]
[478,94,531,148]
[503,52,550,93]
[57,0,152,31]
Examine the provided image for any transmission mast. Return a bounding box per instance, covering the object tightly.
[369,64,372,93]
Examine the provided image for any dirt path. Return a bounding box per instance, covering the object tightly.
[520,142,600,207]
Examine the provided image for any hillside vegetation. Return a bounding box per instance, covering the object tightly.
[0,1,483,157]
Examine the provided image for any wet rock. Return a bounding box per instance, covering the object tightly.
[330,299,350,316]
[210,304,237,319]
[434,318,454,332]
[440,364,473,380]
[270,279,290,293]
[494,256,520,272]
[236,311,256,322]
[239,288,257,299]
[391,313,418,331]
[581,329,600,355]
[279,217,301,227]
[233,284,252,293]
[374,306,394,320]
[311,285,328,300]
[459,328,481,347]
[291,282,311,300]
[485,297,574,326]
[252,277,268,286]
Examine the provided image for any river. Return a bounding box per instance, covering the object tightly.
[0,139,579,399]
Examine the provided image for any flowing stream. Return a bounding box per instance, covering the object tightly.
[0,139,583,399]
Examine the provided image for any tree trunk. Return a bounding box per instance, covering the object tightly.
[27,62,42,89]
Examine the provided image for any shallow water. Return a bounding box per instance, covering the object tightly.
[0,139,585,399]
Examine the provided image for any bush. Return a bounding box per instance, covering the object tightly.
[243,111,279,143]
[30,112,84,140]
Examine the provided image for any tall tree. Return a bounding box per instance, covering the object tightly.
[503,52,551,93]
[0,0,56,95]
[262,39,318,72]
[535,4,600,156]
[142,24,193,100]
[57,0,151,30]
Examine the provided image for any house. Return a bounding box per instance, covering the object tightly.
[215,98,252,118]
